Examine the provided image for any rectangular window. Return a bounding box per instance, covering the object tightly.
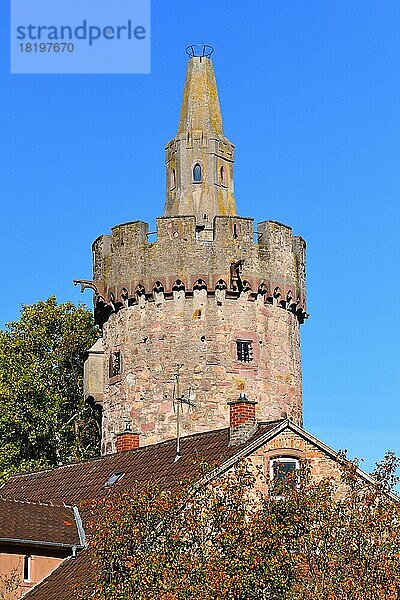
[236,340,253,363]
[104,471,125,488]
[270,458,299,497]
[110,351,122,377]
[23,555,31,582]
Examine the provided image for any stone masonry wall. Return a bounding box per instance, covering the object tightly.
[249,429,347,498]
[92,216,306,312]
[100,294,302,454]
[87,214,306,454]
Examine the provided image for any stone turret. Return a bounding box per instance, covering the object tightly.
[78,47,307,455]
[164,53,236,231]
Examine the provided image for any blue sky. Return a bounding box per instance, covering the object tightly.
[1,1,400,472]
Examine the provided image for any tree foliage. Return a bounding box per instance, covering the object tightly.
[0,296,101,483]
[0,568,19,600]
[84,454,400,600]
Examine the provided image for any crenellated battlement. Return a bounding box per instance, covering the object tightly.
[88,216,306,327]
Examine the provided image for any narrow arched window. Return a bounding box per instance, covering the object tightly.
[170,168,176,189]
[193,163,202,183]
[220,165,226,186]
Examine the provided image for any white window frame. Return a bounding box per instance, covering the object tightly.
[270,457,299,498]
[23,555,31,583]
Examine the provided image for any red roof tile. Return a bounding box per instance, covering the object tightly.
[0,498,81,547]
[23,550,92,600]
[0,424,281,506]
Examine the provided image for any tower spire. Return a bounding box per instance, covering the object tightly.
[164,47,236,228]
[178,54,223,136]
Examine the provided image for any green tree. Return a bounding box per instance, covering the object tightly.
[84,455,400,600]
[0,296,101,483]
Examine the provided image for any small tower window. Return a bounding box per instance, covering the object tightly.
[236,340,253,363]
[110,351,122,378]
[193,163,202,183]
[23,555,31,582]
[220,165,226,186]
[170,168,176,190]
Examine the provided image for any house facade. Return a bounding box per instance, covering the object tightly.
[1,414,358,599]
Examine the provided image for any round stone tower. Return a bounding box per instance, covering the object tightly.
[78,47,307,455]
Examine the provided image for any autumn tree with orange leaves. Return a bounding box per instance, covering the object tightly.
[83,453,400,600]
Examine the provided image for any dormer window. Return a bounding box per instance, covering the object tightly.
[193,163,202,183]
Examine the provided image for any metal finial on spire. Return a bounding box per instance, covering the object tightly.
[185,44,214,59]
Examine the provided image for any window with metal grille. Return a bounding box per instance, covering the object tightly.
[110,351,122,377]
[236,340,253,362]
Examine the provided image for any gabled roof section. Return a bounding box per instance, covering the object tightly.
[0,498,83,548]
[1,420,391,508]
[4,420,395,600]
[0,423,282,506]
[205,419,397,499]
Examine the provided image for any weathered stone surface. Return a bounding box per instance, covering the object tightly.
[83,338,104,405]
[82,54,307,455]
[97,293,303,454]
[250,428,347,497]
[92,217,306,312]
[165,56,235,226]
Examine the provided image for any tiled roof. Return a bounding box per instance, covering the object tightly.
[0,423,281,506]
[0,498,81,547]
[1,422,283,600]
[23,550,93,600]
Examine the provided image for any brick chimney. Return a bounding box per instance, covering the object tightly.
[227,394,258,446]
[115,421,139,453]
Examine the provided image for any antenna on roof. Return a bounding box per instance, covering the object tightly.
[172,364,196,462]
